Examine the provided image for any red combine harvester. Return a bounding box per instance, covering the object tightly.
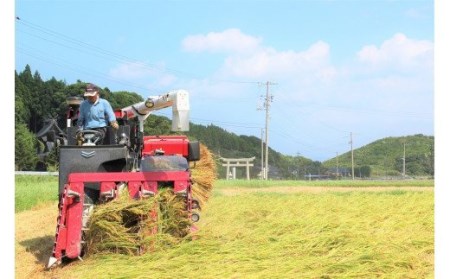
[47,90,201,268]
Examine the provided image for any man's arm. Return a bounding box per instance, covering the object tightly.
[104,100,119,129]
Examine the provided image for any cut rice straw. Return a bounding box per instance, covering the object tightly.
[85,143,217,256]
[190,143,217,208]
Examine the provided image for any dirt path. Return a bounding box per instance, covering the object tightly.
[218,186,434,195]
[15,202,65,279]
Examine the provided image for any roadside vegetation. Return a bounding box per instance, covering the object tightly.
[15,175,58,213]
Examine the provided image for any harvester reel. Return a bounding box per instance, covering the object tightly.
[76,129,103,146]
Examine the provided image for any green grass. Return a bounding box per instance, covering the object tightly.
[15,175,58,213]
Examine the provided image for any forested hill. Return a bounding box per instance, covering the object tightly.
[14,65,434,178]
[322,134,434,178]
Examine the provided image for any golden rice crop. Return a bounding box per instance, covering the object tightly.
[15,178,433,279]
[62,190,434,279]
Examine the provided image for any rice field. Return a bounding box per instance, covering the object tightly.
[15,177,434,279]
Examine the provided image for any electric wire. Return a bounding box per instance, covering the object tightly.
[16,18,261,86]
[16,17,433,160]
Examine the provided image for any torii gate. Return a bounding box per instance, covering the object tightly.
[220,157,255,180]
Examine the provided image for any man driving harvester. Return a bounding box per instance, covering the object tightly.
[77,83,119,144]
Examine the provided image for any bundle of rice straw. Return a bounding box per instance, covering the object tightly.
[85,189,191,256]
[84,143,216,256]
[190,143,217,209]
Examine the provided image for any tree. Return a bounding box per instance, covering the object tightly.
[15,72,32,125]
[109,91,144,109]
[144,115,172,136]
[15,123,39,170]
[355,166,371,178]
[15,96,29,125]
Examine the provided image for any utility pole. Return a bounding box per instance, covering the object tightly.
[336,152,339,179]
[350,132,355,180]
[402,141,406,178]
[261,81,275,180]
[260,128,264,179]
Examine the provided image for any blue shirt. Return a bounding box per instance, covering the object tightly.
[77,98,116,129]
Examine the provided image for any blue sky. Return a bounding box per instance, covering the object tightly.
[5,1,450,276]
[14,0,435,162]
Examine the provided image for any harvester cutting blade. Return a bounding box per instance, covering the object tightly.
[47,256,59,269]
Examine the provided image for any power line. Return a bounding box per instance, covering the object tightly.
[154,112,263,129]
[16,17,261,87]
[16,46,152,92]
[16,18,197,78]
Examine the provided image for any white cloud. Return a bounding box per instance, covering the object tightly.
[357,33,433,71]
[404,6,431,20]
[181,29,338,100]
[109,61,177,88]
[156,74,177,87]
[109,61,157,79]
[176,29,433,160]
[180,30,433,114]
[182,28,262,53]
[220,41,335,81]
[180,29,432,113]
[183,29,336,81]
